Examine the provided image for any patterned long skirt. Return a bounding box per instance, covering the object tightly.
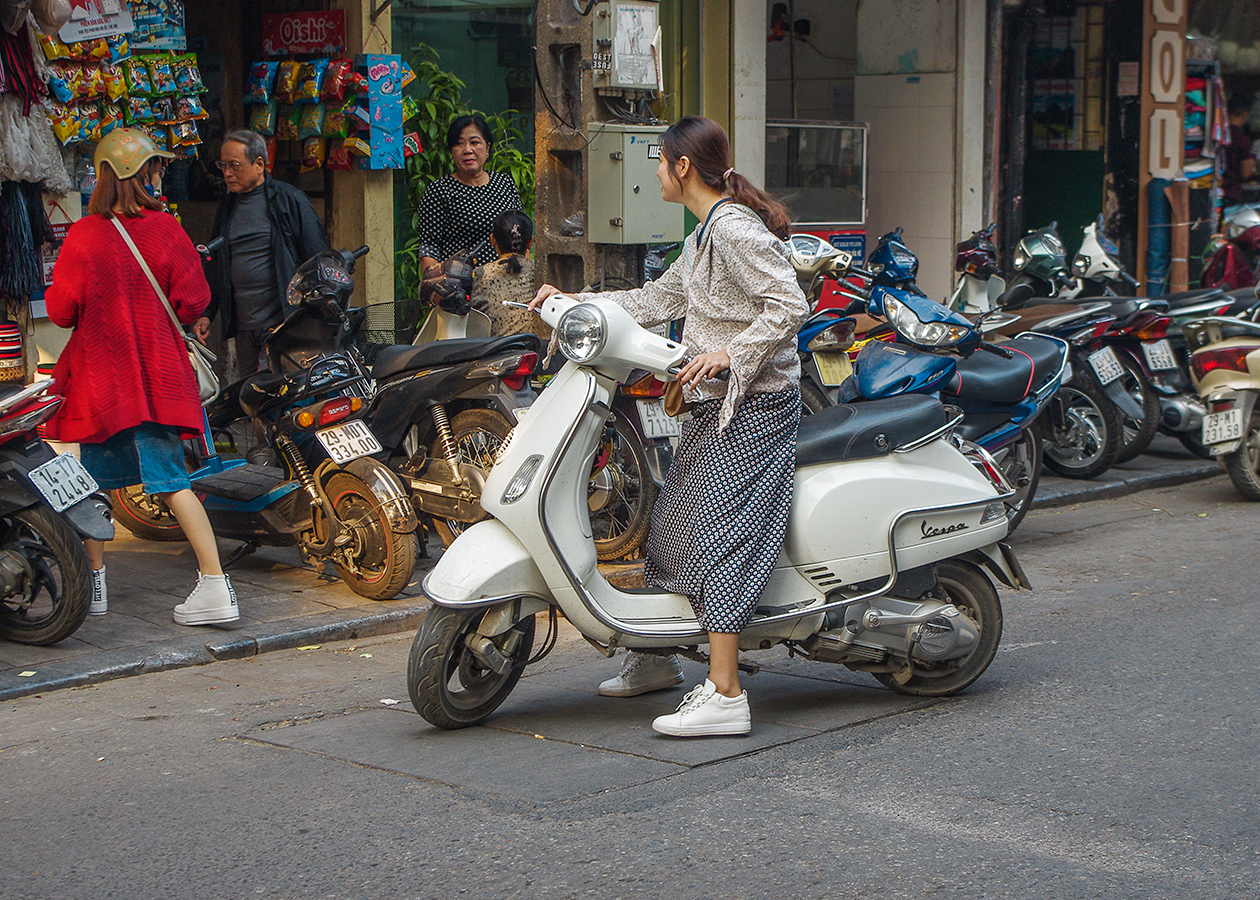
[644,388,800,633]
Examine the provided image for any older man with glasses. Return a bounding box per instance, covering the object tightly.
[196,129,329,377]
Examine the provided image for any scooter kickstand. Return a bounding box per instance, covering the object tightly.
[222,541,259,570]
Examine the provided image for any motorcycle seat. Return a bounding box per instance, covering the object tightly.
[796,394,947,466]
[1161,287,1225,309]
[990,303,1089,337]
[372,334,543,381]
[238,372,292,418]
[944,335,1064,404]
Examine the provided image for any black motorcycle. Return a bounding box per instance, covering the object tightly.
[0,380,114,645]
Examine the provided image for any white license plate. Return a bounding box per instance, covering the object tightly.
[637,399,682,439]
[813,351,853,387]
[1141,339,1178,371]
[316,419,382,464]
[29,452,98,513]
[1202,407,1244,446]
[1088,346,1124,384]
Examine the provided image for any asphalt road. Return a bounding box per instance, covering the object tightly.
[2,476,1258,900]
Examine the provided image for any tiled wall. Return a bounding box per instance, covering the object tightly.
[855,72,957,302]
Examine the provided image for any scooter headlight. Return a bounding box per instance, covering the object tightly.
[1012,245,1030,271]
[1071,253,1090,277]
[556,304,607,363]
[884,294,969,347]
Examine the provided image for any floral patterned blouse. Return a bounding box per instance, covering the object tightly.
[472,256,552,340]
[583,201,809,431]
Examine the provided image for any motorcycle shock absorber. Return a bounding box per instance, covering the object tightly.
[430,403,464,485]
[276,434,320,502]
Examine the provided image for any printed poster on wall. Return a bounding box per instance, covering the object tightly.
[59,0,134,42]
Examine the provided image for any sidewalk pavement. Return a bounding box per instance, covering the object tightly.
[0,433,1222,702]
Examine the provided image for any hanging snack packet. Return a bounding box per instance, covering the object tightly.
[297,103,325,139]
[100,102,125,137]
[321,100,350,139]
[266,136,278,172]
[275,60,302,104]
[148,54,178,96]
[174,95,209,121]
[151,96,175,124]
[275,104,302,141]
[300,137,328,173]
[45,102,84,144]
[245,61,278,105]
[172,53,206,94]
[81,64,107,100]
[403,132,422,158]
[326,139,354,170]
[106,34,131,65]
[125,95,156,125]
[400,60,416,89]
[141,124,168,148]
[170,121,201,148]
[402,95,419,122]
[343,136,371,157]
[320,59,354,102]
[173,145,199,160]
[75,39,110,62]
[295,59,328,104]
[101,64,127,102]
[46,64,75,103]
[79,103,104,143]
[249,99,279,136]
[123,57,153,95]
[38,32,74,61]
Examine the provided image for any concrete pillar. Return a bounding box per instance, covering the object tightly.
[955,0,986,241]
[731,0,765,184]
[330,0,395,310]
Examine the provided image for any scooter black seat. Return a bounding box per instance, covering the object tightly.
[796,394,947,466]
[372,334,543,381]
[238,372,292,418]
[1161,287,1225,309]
[945,335,1063,404]
[1222,288,1260,316]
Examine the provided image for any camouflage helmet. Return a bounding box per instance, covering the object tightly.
[94,128,175,180]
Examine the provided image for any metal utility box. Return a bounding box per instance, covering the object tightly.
[587,123,683,245]
[591,0,661,93]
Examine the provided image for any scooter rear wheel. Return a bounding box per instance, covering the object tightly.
[1043,373,1121,479]
[430,409,514,548]
[0,504,92,646]
[1224,409,1260,501]
[994,426,1042,534]
[1114,354,1161,464]
[319,471,417,600]
[408,606,536,728]
[873,560,1002,697]
[110,487,186,541]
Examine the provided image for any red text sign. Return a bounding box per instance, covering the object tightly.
[260,11,346,57]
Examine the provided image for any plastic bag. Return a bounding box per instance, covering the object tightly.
[124,95,156,125]
[297,103,325,139]
[99,101,124,137]
[300,136,327,173]
[295,58,328,104]
[170,120,200,147]
[106,33,131,64]
[321,100,351,138]
[37,31,72,61]
[32,0,71,34]
[46,63,74,103]
[249,100,278,136]
[44,100,83,144]
[245,61,278,104]
[150,96,174,124]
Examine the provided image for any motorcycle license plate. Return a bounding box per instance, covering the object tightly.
[813,351,853,387]
[316,419,382,464]
[1141,339,1178,371]
[637,399,682,439]
[1088,346,1124,384]
[1202,408,1244,446]
[28,452,98,513]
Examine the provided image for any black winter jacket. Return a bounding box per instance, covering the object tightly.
[203,175,329,338]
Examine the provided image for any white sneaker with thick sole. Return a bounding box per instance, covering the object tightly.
[652,679,751,737]
[598,652,685,697]
[88,566,107,616]
[173,572,239,626]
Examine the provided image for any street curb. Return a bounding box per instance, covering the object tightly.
[1030,460,1223,510]
[0,603,430,703]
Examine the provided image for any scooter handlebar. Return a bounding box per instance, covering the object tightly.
[1120,270,1140,287]
[980,340,1015,359]
[196,236,226,261]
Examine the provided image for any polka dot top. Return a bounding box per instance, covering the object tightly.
[413,171,522,264]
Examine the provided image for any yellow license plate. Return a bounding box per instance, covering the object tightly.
[813,352,853,386]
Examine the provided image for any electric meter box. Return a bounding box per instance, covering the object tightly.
[592,0,661,93]
[587,124,683,245]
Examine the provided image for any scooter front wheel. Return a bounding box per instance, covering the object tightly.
[1224,408,1260,501]
[1043,374,1121,479]
[0,504,92,646]
[873,560,1002,697]
[408,606,536,728]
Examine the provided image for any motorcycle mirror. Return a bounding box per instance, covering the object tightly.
[995,283,1035,309]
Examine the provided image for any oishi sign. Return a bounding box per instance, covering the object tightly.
[261,11,347,57]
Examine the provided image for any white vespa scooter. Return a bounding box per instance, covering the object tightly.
[407,293,1031,729]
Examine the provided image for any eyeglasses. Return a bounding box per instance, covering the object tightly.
[215,160,256,171]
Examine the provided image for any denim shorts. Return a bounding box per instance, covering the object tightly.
[80,423,191,494]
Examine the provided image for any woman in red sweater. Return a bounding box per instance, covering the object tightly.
[44,129,238,626]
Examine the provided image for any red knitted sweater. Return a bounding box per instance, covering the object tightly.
[44,211,210,444]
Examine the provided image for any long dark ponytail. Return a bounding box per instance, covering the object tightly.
[660,115,793,240]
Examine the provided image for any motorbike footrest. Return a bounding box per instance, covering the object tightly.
[193,465,289,502]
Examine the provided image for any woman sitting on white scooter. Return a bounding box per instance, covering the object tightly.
[532,115,809,737]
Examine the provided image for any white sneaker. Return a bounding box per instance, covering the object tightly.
[88,566,107,616]
[173,572,239,626]
[652,679,751,737]
[598,652,684,697]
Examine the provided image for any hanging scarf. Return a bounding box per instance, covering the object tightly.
[0,181,43,306]
[0,21,42,115]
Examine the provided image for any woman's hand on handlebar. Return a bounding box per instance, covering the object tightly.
[677,350,730,390]
[529,283,563,311]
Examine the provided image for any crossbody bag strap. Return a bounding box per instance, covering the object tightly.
[109,214,185,336]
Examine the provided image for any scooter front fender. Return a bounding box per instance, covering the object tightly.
[1101,371,1145,419]
[422,518,552,608]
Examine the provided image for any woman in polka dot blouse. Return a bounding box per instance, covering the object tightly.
[532,116,809,737]
[414,114,523,280]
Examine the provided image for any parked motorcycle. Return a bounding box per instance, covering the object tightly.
[0,379,114,645]
[1184,302,1260,499]
[406,290,1030,729]
[1200,207,1260,290]
[113,246,420,600]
